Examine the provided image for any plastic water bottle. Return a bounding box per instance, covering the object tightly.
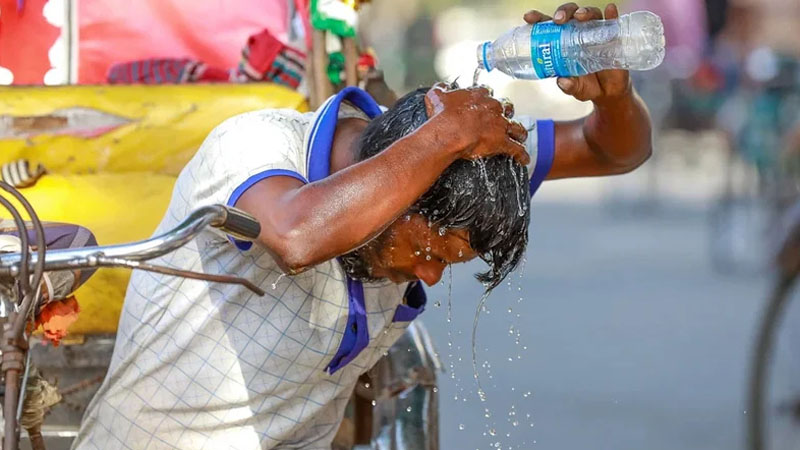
[477,11,665,80]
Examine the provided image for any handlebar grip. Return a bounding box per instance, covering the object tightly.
[219,206,261,241]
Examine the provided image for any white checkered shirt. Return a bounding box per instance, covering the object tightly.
[75,99,546,450]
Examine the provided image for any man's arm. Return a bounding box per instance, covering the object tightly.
[524,3,653,180]
[237,86,529,274]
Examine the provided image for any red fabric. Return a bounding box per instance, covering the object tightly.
[246,29,286,74]
[0,0,59,84]
[77,0,290,84]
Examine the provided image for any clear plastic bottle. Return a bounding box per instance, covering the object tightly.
[477,11,665,80]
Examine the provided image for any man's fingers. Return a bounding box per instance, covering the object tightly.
[575,6,603,21]
[504,138,531,166]
[501,98,515,119]
[554,2,579,23]
[556,77,579,95]
[425,85,448,117]
[604,3,619,19]
[507,119,528,144]
[523,10,553,24]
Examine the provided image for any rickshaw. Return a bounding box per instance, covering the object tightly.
[0,0,439,448]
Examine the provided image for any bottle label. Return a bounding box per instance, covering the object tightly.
[530,21,570,78]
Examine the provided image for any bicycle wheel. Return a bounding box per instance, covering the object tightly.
[748,275,800,450]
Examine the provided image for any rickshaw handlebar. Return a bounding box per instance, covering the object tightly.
[0,204,260,275]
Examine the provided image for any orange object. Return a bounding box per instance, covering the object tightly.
[34,297,80,346]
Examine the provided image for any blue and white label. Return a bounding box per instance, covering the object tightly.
[530,21,587,78]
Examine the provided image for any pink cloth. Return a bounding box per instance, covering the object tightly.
[77,0,291,83]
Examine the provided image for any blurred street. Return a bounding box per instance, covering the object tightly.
[422,158,776,450]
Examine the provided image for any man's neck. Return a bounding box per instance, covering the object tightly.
[330,118,369,174]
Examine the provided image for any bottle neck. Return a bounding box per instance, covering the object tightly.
[478,41,494,71]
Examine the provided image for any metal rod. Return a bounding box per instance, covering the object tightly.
[0,196,30,294]
[0,180,47,305]
[0,205,227,275]
[16,340,33,421]
[5,365,21,450]
[96,257,266,296]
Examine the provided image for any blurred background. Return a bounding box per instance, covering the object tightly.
[2,0,800,449]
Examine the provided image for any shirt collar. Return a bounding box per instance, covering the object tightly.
[303,86,383,182]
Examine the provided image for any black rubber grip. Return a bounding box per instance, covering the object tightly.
[220,206,261,240]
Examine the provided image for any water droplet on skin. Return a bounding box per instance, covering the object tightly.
[364,382,370,388]
[438,227,447,236]
[425,246,431,252]
[414,250,421,256]
[426,255,432,261]
[406,406,412,413]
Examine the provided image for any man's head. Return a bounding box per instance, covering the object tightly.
[340,87,530,290]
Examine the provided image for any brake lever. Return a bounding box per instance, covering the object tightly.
[96,256,266,296]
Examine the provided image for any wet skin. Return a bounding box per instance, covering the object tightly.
[236,3,653,285]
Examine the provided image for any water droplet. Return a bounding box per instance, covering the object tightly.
[512,420,519,427]
[434,300,442,308]
[425,246,431,252]
[523,391,531,398]
[406,406,412,413]
[458,249,463,257]
[426,255,432,261]
[433,387,438,393]
[371,400,377,406]
[364,382,370,388]
[414,250,421,256]
[507,307,513,313]
[488,428,496,436]
[458,424,465,430]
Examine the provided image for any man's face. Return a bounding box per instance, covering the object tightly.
[361,214,478,286]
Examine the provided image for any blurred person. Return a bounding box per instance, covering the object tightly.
[74,3,653,449]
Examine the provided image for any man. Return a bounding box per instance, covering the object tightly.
[75,4,651,449]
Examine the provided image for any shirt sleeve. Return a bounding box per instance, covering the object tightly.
[178,110,309,250]
[515,116,555,197]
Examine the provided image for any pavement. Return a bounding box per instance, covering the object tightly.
[420,157,788,450]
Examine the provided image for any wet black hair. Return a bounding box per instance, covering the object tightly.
[342,87,530,290]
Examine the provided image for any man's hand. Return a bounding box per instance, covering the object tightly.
[524,3,631,103]
[424,83,530,166]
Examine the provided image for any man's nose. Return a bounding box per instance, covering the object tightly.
[413,262,445,286]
